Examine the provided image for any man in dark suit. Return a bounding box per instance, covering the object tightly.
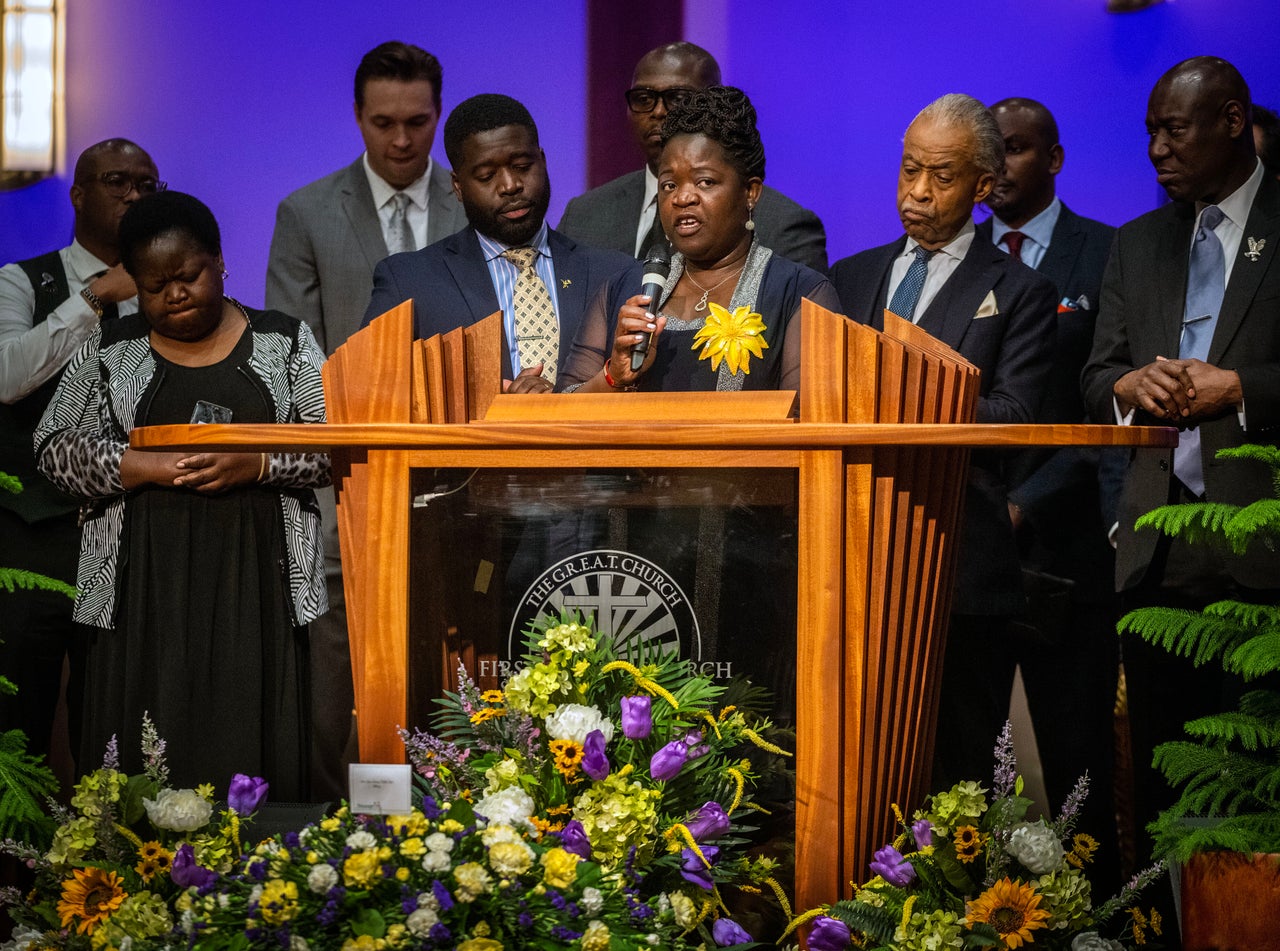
[830,93,1057,789]
[1082,56,1280,873]
[265,41,465,801]
[979,98,1121,886]
[557,42,827,272]
[365,94,633,389]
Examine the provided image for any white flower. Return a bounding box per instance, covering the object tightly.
[488,838,535,876]
[407,906,440,937]
[1008,819,1066,874]
[480,823,523,847]
[290,937,310,951]
[580,886,604,916]
[422,850,452,873]
[345,830,377,850]
[417,891,439,910]
[0,925,45,951]
[669,891,697,929]
[424,832,454,853]
[544,703,615,745]
[1072,934,1124,951]
[249,884,264,905]
[307,863,339,894]
[474,786,536,830]
[142,788,213,831]
[646,936,661,946]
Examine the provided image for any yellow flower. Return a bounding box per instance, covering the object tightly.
[953,824,984,863]
[400,836,427,859]
[387,811,428,837]
[1067,832,1099,868]
[57,867,127,935]
[541,847,580,889]
[458,940,504,951]
[966,878,1051,949]
[488,840,535,876]
[454,862,493,902]
[343,850,382,888]
[440,819,465,835]
[321,816,342,832]
[573,660,590,677]
[691,303,769,375]
[481,690,505,703]
[549,739,584,778]
[471,707,507,725]
[395,866,410,881]
[259,879,300,925]
[581,920,611,951]
[134,841,173,882]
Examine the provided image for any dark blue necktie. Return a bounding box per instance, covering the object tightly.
[889,246,934,322]
[1173,204,1226,497]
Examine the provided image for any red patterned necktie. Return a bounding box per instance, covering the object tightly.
[1002,230,1026,261]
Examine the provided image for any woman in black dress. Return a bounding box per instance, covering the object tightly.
[36,192,328,798]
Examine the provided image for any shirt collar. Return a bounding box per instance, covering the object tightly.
[990,196,1061,250]
[362,153,433,210]
[1202,157,1264,232]
[477,221,552,263]
[642,165,659,210]
[905,216,975,262]
[65,240,113,283]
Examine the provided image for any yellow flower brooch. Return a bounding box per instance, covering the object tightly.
[691,303,768,376]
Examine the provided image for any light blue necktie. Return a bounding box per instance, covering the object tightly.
[1173,204,1226,497]
[889,246,934,322]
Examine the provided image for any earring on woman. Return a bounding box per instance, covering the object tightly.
[221,268,230,279]
[745,207,756,232]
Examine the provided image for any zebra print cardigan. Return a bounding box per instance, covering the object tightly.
[34,304,330,629]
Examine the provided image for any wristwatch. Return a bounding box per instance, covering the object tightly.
[80,286,105,318]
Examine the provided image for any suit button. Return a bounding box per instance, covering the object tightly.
[1159,459,1169,471]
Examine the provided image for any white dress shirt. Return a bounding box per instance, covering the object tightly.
[887,218,976,322]
[634,166,660,257]
[363,154,433,252]
[0,240,138,404]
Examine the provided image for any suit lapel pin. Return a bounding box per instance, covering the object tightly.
[561,279,572,288]
[1245,237,1266,261]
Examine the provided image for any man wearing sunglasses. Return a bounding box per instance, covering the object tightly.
[558,42,828,272]
[0,137,160,766]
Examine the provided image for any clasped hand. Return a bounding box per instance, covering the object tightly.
[1115,356,1242,422]
[122,449,264,493]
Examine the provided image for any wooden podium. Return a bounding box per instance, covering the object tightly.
[133,299,1173,913]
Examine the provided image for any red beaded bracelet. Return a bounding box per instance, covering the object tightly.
[603,360,633,390]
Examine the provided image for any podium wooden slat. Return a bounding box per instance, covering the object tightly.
[138,298,1177,918]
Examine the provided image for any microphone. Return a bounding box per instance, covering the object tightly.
[631,241,671,371]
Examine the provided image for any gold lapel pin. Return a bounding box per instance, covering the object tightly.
[561,279,572,288]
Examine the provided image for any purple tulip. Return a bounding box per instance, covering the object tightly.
[711,917,753,947]
[912,818,934,849]
[227,773,269,815]
[807,915,853,951]
[581,729,611,780]
[686,801,730,842]
[869,844,916,887]
[679,845,720,890]
[620,696,652,739]
[649,740,687,781]
[558,819,592,859]
[171,843,218,889]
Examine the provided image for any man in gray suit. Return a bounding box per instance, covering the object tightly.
[558,42,827,272]
[264,41,465,801]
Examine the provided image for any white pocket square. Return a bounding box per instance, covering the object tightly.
[974,290,999,319]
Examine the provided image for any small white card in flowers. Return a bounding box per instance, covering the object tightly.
[975,290,999,319]
[349,763,412,814]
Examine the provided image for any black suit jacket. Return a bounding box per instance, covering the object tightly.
[363,226,634,379]
[1082,174,1280,591]
[831,232,1058,614]
[557,169,829,272]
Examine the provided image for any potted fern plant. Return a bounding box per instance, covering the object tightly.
[1117,443,1280,949]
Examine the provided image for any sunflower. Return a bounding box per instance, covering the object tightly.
[57,866,127,935]
[135,841,174,881]
[549,739,584,778]
[953,824,984,863]
[1066,832,1099,868]
[480,689,505,703]
[470,707,506,725]
[966,878,1050,949]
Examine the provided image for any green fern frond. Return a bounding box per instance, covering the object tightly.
[1134,500,1238,543]
[1225,632,1280,680]
[0,567,77,599]
[827,897,899,943]
[0,728,58,844]
[0,472,20,495]
[1180,710,1280,751]
[1149,810,1280,864]
[1216,443,1280,468]
[1222,498,1280,552]
[1119,606,1253,667]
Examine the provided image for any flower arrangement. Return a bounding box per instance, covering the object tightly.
[692,303,768,375]
[401,611,795,946]
[793,725,1164,951]
[3,716,268,950]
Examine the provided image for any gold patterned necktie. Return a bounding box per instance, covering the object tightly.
[501,246,559,384]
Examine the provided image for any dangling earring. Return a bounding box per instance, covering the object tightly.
[745,206,756,232]
[221,268,230,279]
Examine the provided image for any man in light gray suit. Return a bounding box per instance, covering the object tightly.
[558,42,827,272]
[265,41,465,801]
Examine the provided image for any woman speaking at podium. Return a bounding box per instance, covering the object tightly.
[558,85,839,396]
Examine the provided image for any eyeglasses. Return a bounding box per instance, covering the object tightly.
[93,172,167,198]
[625,86,696,114]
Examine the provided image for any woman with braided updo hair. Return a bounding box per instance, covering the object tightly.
[558,85,839,396]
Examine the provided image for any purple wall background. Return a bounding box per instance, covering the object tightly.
[2,1,1278,308]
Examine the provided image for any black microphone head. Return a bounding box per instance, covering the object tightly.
[642,241,671,282]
